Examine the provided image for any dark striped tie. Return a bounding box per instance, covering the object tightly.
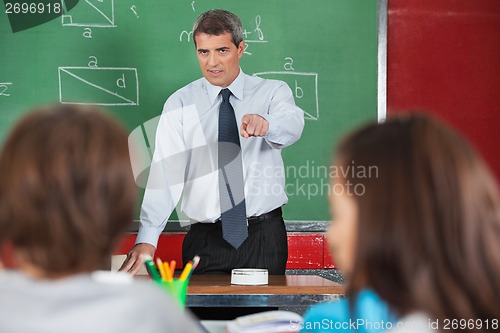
[218,88,248,249]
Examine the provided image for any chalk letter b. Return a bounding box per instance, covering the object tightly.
[295,80,304,99]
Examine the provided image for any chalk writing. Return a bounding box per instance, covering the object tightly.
[244,43,252,56]
[88,56,98,67]
[242,15,267,43]
[130,5,139,18]
[284,57,295,71]
[242,15,267,55]
[254,15,264,41]
[0,83,12,97]
[82,27,92,38]
[179,29,193,42]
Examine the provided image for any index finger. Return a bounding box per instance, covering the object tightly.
[241,114,251,125]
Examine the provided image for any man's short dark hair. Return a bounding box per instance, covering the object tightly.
[192,9,243,47]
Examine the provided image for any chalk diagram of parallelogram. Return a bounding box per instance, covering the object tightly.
[61,0,116,28]
[58,67,139,106]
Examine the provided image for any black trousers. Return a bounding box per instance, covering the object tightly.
[183,209,288,319]
[182,209,288,275]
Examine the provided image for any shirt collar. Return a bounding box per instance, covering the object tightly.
[204,68,245,105]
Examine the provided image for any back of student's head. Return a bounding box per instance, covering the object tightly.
[334,113,500,326]
[0,104,136,276]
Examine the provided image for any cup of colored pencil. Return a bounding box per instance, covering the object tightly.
[142,254,200,308]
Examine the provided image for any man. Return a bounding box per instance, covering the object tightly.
[121,9,304,275]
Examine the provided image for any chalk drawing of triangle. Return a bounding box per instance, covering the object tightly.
[303,111,318,121]
[86,0,114,26]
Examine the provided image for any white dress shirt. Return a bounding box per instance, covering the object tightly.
[137,69,304,247]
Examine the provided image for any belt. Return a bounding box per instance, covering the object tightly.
[192,207,283,228]
[246,207,282,225]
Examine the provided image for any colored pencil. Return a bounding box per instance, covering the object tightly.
[179,262,193,281]
[142,255,161,281]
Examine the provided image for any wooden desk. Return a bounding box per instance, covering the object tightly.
[187,275,344,307]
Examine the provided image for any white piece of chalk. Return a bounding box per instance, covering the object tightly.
[231,268,269,285]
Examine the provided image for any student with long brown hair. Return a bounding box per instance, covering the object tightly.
[0,104,202,333]
[301,114,500,332]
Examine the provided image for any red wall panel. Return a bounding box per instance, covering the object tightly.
[387,0,500,182]
[116,233,185,267]
[286,234,325,269]
[117,233,329,269]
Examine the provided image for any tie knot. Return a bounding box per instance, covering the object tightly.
[220,88,231,102]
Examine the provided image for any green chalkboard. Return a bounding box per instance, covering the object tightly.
[0,0,383,222]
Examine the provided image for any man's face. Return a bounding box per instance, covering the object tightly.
[194,32,244,88]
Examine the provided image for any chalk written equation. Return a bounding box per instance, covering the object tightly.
[179,15,267,55]
[242,15,266,55]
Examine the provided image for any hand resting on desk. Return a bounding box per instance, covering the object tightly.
[119,243,156,275]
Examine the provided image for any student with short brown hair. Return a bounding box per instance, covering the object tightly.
[301,114,500,333]
[0,104,202,333]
